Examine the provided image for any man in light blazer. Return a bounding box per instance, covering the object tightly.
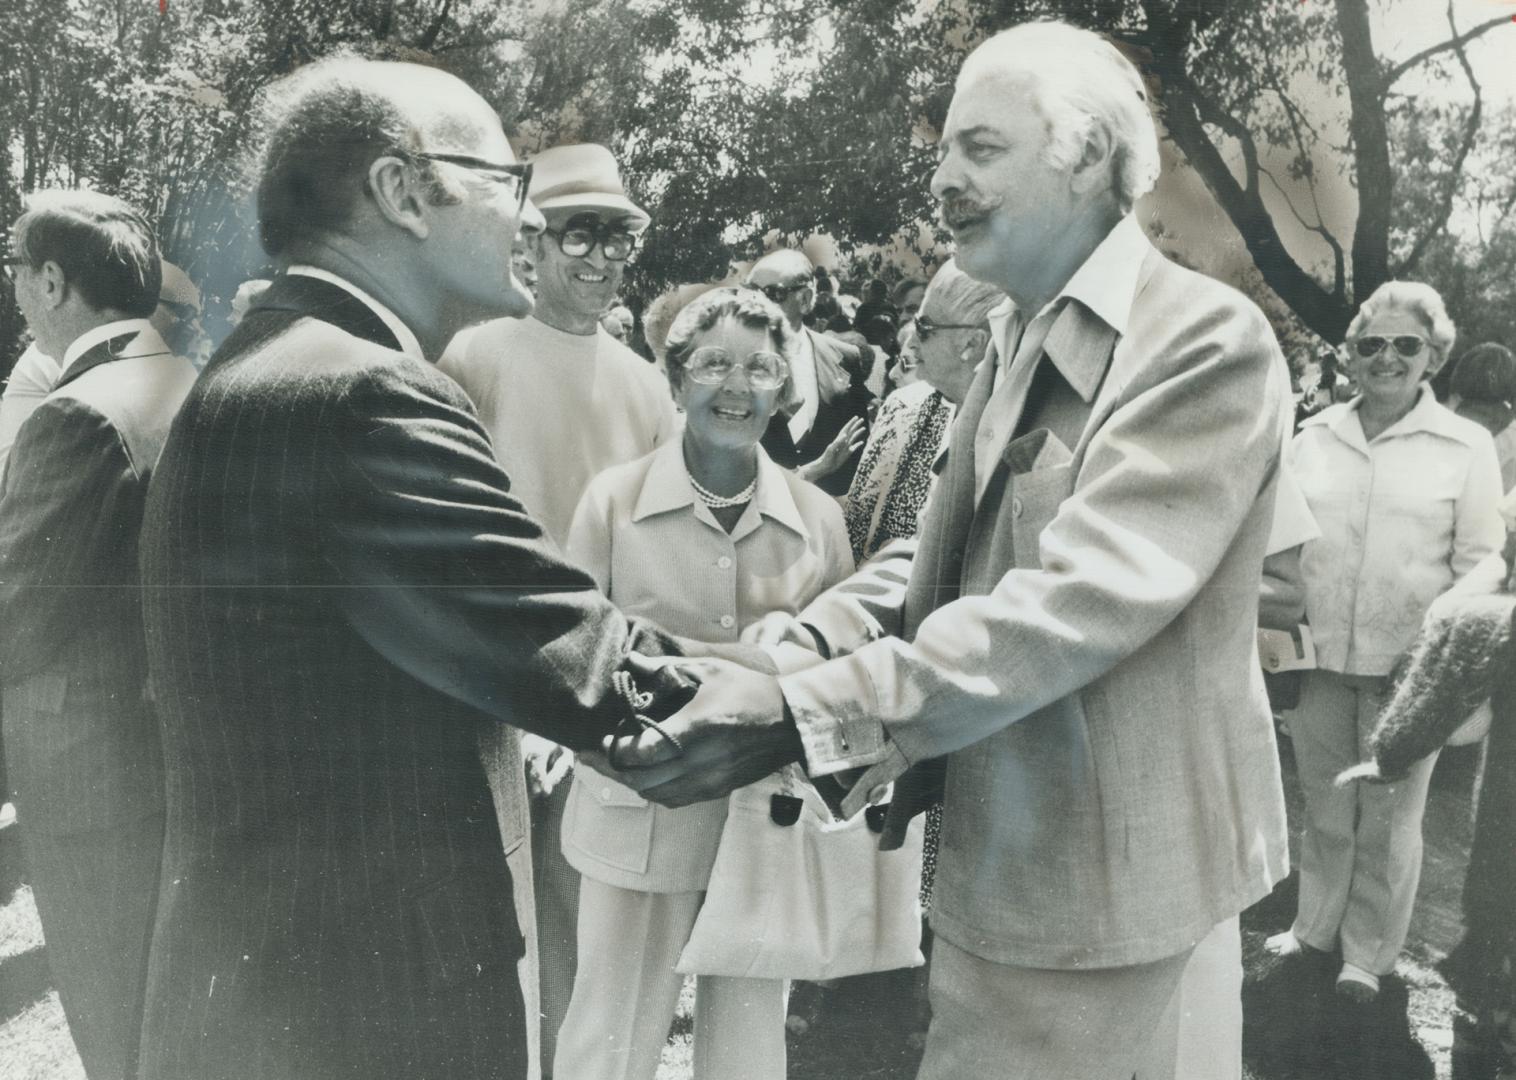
[135,58,702,1080]
[0,190,198,1080]
[606,21,1291,1079]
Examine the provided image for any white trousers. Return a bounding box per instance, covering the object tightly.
[554,876,787,1080]
[1289,670,1439,975]
[1136,916,1243,1080]
[915,935,1192,1080]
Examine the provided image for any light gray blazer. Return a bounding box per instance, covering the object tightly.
[780,242,1292,968]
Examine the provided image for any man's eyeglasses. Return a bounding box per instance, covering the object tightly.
[686,346,790,391]
[548,222,639,262]
[910,314,983,342]
[1352,334,1427,359]
[746,281,808,306]
[400,150,533,212]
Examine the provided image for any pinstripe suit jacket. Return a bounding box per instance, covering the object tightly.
[0,324,195,833]
[136,274,688,1080]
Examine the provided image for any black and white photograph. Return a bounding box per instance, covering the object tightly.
[3,1,1516,1078]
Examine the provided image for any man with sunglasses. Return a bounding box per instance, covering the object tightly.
[746,249,874,496]
[438,140,677,1078]
[135,61,697,1080]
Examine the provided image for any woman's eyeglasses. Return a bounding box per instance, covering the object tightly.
[548,222,638,262]
[400,150,534,212]
[686,346,789,390]
[1352,334,1427,359]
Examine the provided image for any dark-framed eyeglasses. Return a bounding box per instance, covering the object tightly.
[399,150,533,211]
[910,314,983,342]
[548,222,639,262]
[1352,334,1427,359]
[746,280,808,306]
[686,346,790,391]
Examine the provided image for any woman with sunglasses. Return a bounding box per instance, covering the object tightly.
[1267,281,1504,1002]
[553,287,854,1080]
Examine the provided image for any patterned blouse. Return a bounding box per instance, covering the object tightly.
[843,380,954,563]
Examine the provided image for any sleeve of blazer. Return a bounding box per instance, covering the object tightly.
[324,362,684,752]
[780,299,1285,808]
[0,397,139,679]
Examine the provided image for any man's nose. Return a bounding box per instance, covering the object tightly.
[517,198,545,238]
[583,241,610,269]
[929,151,960,203]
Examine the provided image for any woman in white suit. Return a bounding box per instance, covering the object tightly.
[553,287,855,1080]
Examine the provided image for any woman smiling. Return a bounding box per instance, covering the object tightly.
[1268,281,1504,1003]
[553,287,854,1080]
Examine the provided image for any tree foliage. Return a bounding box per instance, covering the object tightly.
[2,0,1513,374]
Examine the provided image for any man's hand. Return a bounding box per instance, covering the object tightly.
[740,611,823,654]
[584,657,803,808]
[799,415,866,483]
[521,734,573,797]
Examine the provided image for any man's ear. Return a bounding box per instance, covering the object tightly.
[37,260,68,310]
[1069,122,1116,198]
[367,155,430,240]
[960,327,991,365]
[800,285,815,316]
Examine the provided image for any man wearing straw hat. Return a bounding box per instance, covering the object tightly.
[440,141,677,1078]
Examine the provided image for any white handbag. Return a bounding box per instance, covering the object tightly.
[675,769,925,981]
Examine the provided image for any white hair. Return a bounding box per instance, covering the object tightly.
[1346,281,1457,370]
[961,21,1160,212]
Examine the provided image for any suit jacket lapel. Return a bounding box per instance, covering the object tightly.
[55,330,171,391]
[903,353,996,632]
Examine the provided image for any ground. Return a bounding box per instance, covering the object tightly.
[0,735,1484,1079]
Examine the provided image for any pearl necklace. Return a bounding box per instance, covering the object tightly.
[687,469,757,509]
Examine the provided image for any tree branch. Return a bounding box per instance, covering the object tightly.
[1394,1,1484,277]
[1260,166,1347,301]
[1381,13,1510,93]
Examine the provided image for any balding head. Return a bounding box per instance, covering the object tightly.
[251,55,544,356]
[745,249,815,329]
[256,57,507,258]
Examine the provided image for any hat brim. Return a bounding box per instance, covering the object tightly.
[533,192,651,233]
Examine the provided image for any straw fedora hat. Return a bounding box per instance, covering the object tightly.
[527,143,650,232]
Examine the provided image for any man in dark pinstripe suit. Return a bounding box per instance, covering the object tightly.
[1,190,198,1080]
[134,58,700,1080]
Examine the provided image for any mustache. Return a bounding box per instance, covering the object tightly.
[940,196,1002,229]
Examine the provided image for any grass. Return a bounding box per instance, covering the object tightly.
[1,736,1484,1079]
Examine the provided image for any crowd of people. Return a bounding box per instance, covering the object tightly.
[2,16,1515,1080]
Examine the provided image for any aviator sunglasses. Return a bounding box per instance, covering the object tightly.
[1351,334,1427,359]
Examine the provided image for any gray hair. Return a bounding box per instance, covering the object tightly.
[663,287,797,401]
[962,21,1160,213]
[1346,281,1457,372]
[921,259,1004,328]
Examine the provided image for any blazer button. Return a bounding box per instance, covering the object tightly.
[719,614,736,629]
[1012,497,1024,517]
[717,556,733,569]
[600,787,612,801]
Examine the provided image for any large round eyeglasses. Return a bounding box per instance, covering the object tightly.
[548,223,639,262]
[686,346,789,390]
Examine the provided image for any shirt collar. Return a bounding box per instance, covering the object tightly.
[985,214,1148,403]
[62,318,159,370]
[630,437,811,541]
[286,265,424,361]
[1304,383,1466,447]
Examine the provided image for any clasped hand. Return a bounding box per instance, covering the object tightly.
[581,655,803,808]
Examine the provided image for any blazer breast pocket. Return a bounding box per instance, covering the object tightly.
[1002,429,1077,574]
[564,773,654,877]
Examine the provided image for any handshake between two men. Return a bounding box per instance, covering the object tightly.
[583,612,826,810]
